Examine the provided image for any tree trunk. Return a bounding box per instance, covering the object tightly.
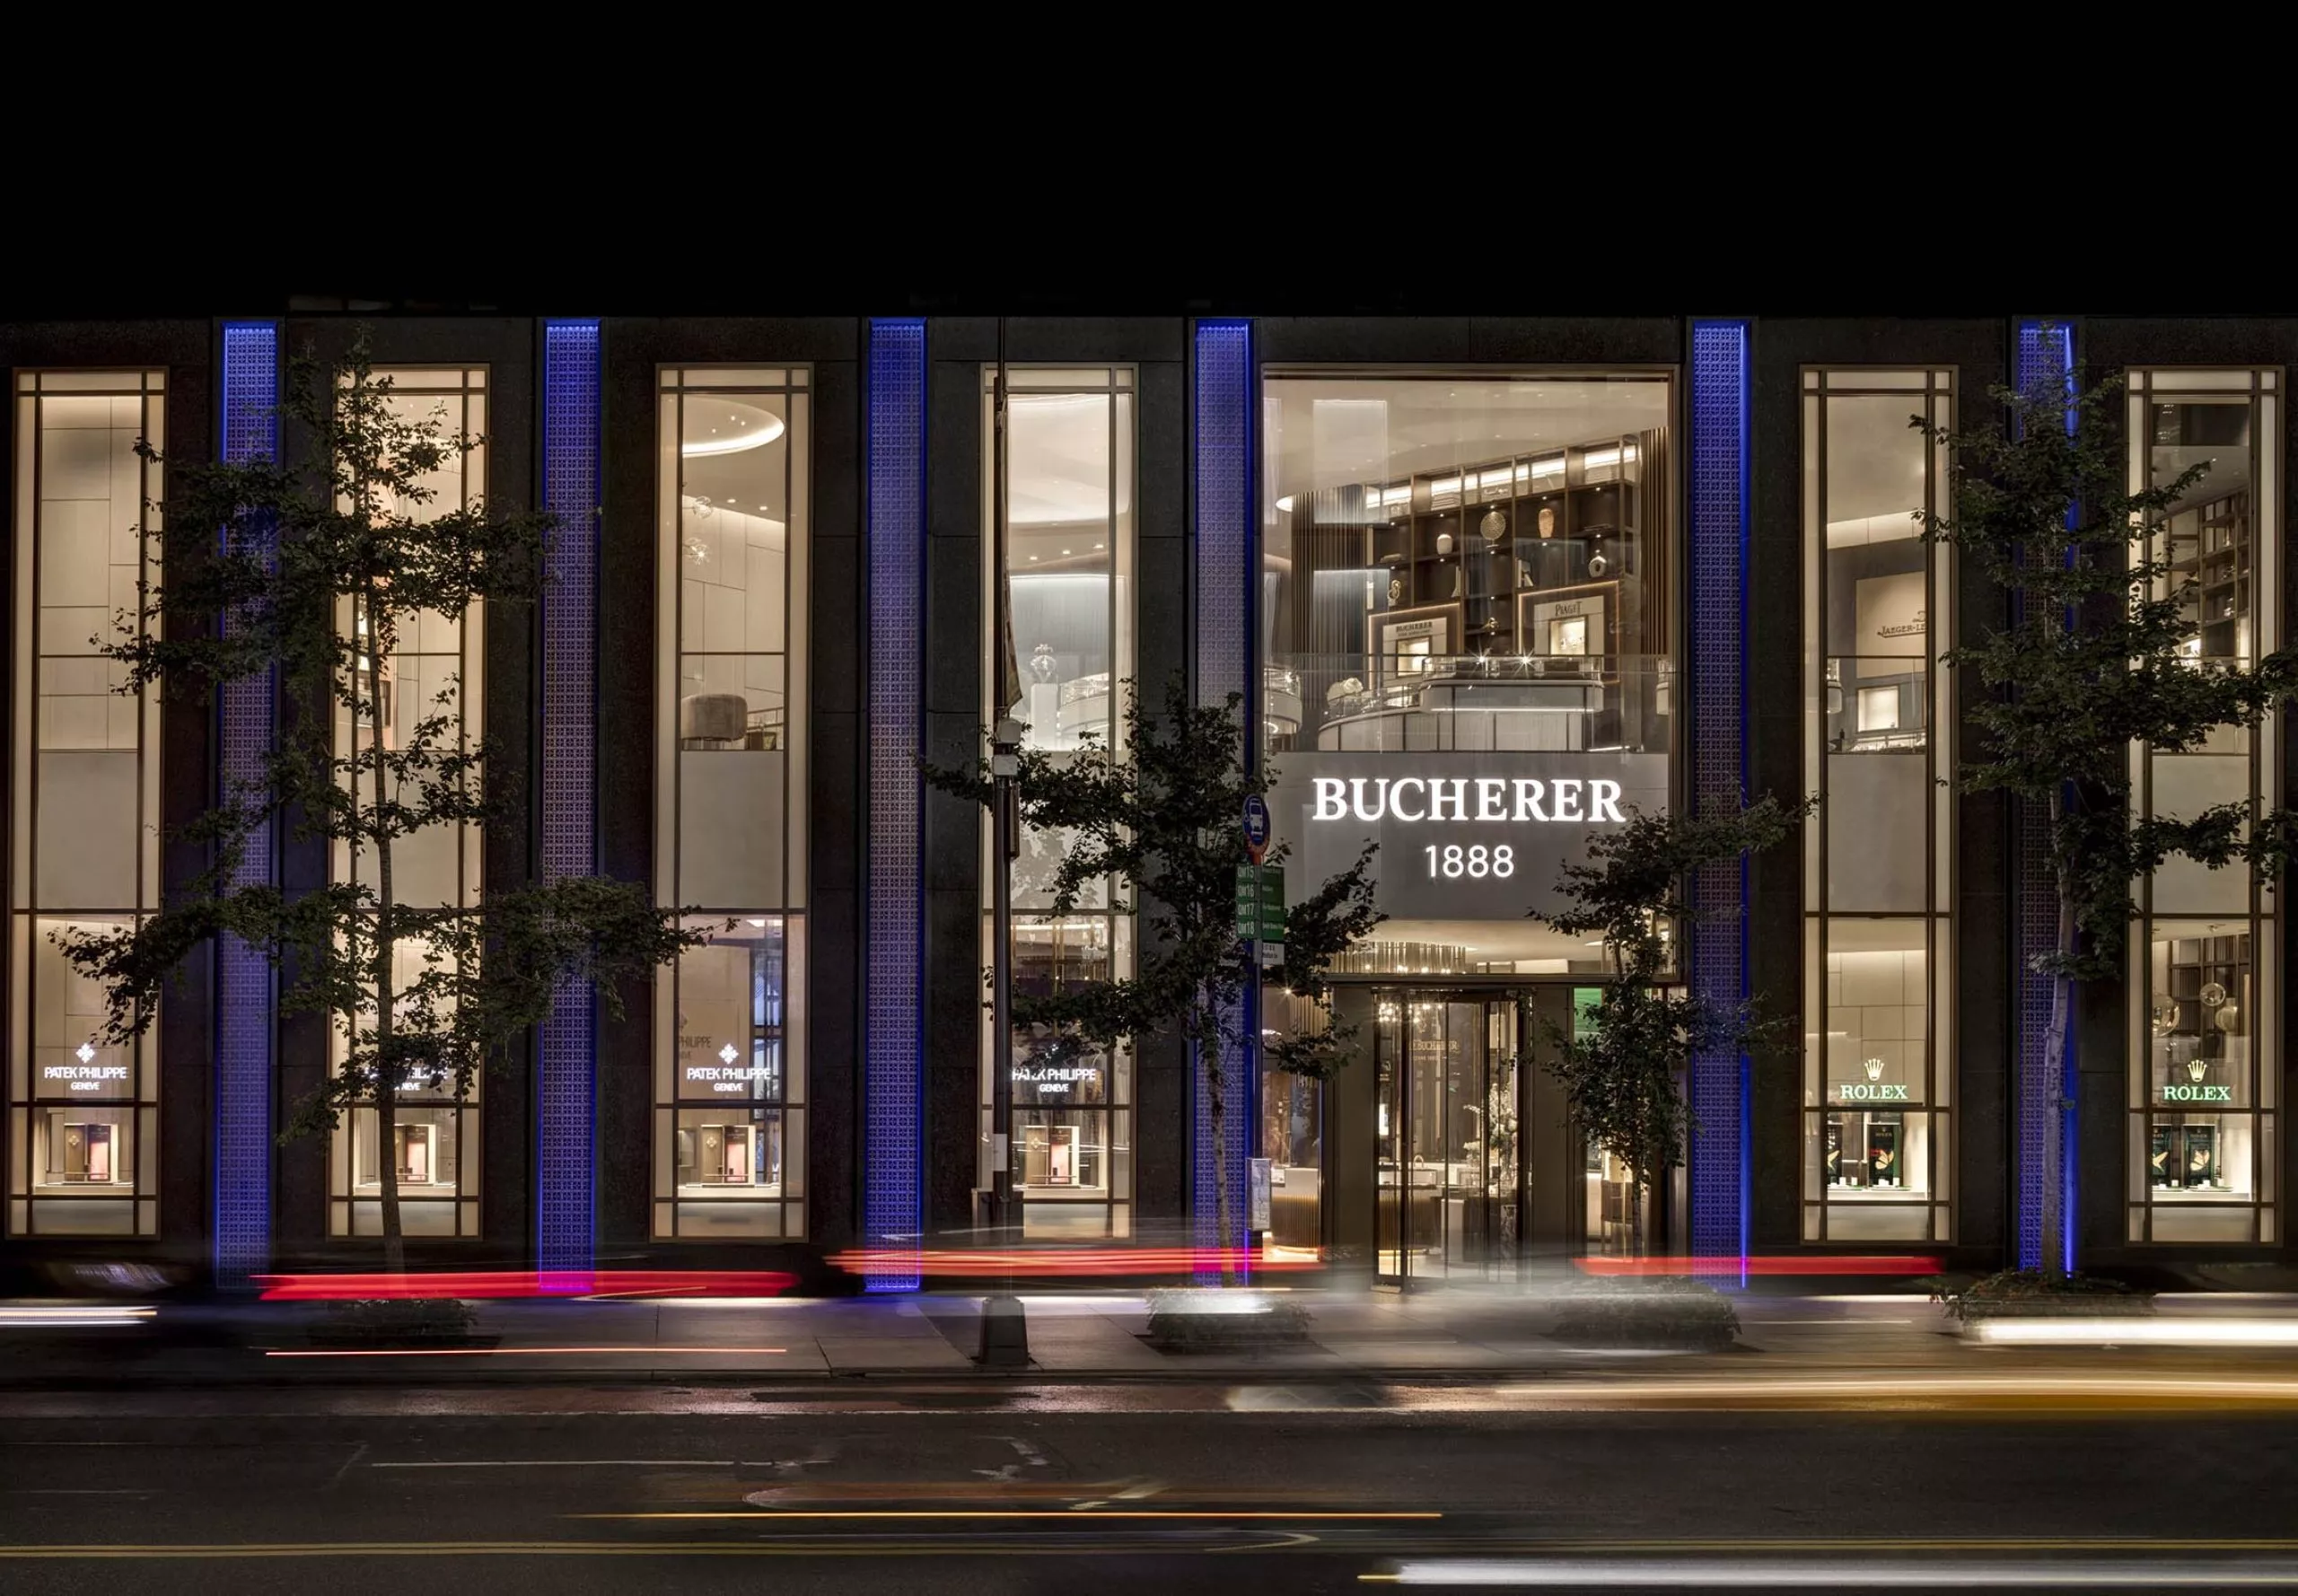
[1208,1027,1233,1285]
[2039,909,2074,1285]
[366,583,404,1276]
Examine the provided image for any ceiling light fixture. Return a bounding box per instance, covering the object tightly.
[682,403,787,457]
[1275,495,1295,513]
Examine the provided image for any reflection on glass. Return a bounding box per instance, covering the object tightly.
[980,366,1136,1239]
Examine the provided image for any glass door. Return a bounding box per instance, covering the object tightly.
[1373,992,1522,1284]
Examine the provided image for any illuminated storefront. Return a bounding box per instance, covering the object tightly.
[0,312,2290,1281]
[1257,369,1681,1276]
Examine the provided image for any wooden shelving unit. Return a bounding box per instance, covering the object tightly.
[1364,434,1652,657]
[2163,488,2251,658]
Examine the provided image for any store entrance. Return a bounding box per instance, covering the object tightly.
[1372,992,1521,1284]
[1324,983,1656,1285]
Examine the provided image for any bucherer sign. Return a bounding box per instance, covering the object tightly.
[1271,751,1669,922]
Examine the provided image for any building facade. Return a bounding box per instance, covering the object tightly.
[1,311,2289,1288]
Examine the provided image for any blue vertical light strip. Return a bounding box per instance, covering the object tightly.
[2012,320,2075,1274]
[1191,320,1253,1275]
[214,320,278,1289]
[864,319,925,1292]
[1688,320,1751,1283]
[538,320,601,1280]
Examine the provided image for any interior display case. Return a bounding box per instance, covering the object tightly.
[1359,434,1654,659]
[1276,423,1671,758]
[1823,1110,1916,1192]
[394,1122,435,1187]
[43,1113,123,1185]
[2162,489,2251,661]
[678,1117,783,1189]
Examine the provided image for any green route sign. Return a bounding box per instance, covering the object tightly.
[1234,864,1285,944]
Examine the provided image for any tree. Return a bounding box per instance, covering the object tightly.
[1919,342,2298,1276]
[57,332,705,1273]
[1531,797,1811,1255]
[927,672,1381,1272]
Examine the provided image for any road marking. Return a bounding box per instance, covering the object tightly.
[373,1460,747,1469]
[267,1346,790,1358]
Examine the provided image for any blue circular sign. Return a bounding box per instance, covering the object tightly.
[1242,794,1271,862]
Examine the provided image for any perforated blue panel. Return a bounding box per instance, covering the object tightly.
[213,321,277,1288]
[538,320,601,1278]
[1688,320,1750,1280]
[1192,320,1253,1270]
[864,320,925,1292]
[2013,320,2074,1273]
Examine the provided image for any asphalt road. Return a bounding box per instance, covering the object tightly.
[4,1384,2295,1592]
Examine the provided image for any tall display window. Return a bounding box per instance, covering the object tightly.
[8,370,164,1238]
[1258,370,1678,1271]
[1800,369,1955,1242]
[979,364,1135,1239]
[654,367,809,1240]
[327,368,487,1238]
[2127,368,2279,1245]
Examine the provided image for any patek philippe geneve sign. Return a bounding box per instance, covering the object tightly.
[1271,750,1669,922]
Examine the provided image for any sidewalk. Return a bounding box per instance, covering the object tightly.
[9,1285,2291,1386]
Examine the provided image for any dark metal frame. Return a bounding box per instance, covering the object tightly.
[325,364,488,1243]
[1798,365,1958,1247]
[7,368,166,1240]
[2127,364,2282,1249]
[976,363,1139,1241]
[653,364,811,1242]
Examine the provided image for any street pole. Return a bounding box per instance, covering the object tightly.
[988,319,1015,1242]
[977,324,1030,1370]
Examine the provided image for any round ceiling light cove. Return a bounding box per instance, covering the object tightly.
[682,400,787,457]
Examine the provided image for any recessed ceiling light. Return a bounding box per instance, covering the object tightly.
[1062,548,1071,556]
[1094,542,1104,549]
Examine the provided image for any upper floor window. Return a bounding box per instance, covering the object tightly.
[1259,371,1676,977]
[1799,368,1955,1243]
[8,370,164,1238]
[328,367,487,1239]
[2127,367,2281,1245]
[653,367,810,1241]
